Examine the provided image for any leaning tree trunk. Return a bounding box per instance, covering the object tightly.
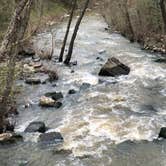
[160,0,166,33]
[0,0,33,133]
[59,0,77,62]
[64,0,90,65]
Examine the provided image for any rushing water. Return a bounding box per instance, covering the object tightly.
[0,13,166,166]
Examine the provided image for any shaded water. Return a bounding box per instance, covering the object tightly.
[0,13,166,166]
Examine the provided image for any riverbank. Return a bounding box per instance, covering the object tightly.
[103,0,166,54]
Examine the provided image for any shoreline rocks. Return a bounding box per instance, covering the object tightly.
[99,57,130,77]
[0,133,23,144]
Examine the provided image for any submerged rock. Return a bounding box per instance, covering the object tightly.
[54,102,63,109]
[0,133,23,144]
[159,127,166,139]
[25,121,46,133]
[38,132,63,144]
[48,70,58,82]
[68,89,77,94]
[99,57,130,77]
[44,92,63,101]
[98,49,106,54]
[154,58,166,63]
[25,78,41,85]
[70,61,77,66]
[80,83,91,90]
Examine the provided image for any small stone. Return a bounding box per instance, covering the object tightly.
[54,102,63,108]
[70,61,77,66]
[39,96,56,107]
[98,50,106,54]
[68,89,77,94]
[25,78,41,85]
[32,55,40,62]
[44,92,63,101]
[48,70,58,82]
[33,62,43,69]
[154,58,166,63]
[25,121,46,133]
[80,83,91,90]
[71,70,75,73]
[0,133,23,144]
[23,64,35,73]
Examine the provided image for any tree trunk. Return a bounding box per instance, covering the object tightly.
[0,0,30,60]
[160,0,166,33]
[0,0,33,132]
[64,0,90,65]
[59,0,77,62]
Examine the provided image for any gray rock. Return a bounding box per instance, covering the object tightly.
[80,83,91,90]
[159,127,166,139]
[54,102,63,109]
[25,121,46,133]
[68,89,77,94]
[39,96,56,107]
[0,133,23,144]
[99,57,130,77]
[44,92,63,101]
[38,132,63,144]
[39,96,62,108]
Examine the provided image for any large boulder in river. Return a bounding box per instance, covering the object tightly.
[99,57,130,77]
[38,132,63,144]
[159,127,166,139]
[25,121,46,133]
[0,133,23,144]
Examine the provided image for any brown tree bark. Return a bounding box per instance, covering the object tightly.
[0,0,33,133]
[59,0,77,62]
[160,0,166,33]
[64,0,90,65]
[0,0,31,60]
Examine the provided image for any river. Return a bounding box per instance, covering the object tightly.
[0,12,166,166]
